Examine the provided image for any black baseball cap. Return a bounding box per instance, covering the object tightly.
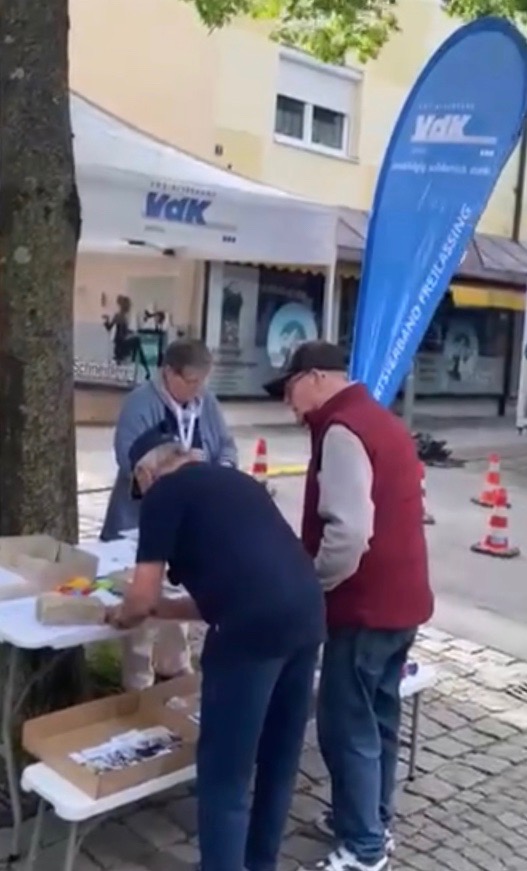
[263,341,348,399]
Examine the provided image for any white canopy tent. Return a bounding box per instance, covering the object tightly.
[72,93,340,268]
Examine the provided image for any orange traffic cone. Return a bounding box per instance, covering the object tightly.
[471,453,509,507]
[252,438,269,486]
[420,463,435,525]
[471,488,519,559]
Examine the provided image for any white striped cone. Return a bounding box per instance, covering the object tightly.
[471,453,510,508]
[471,487,519,559]
[251,437,268,486]
[420,463,435,525]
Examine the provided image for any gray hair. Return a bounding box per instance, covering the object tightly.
[134,441,186,477]
[163,339,212,374]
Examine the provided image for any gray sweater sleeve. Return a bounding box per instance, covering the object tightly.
[314,424,375,591]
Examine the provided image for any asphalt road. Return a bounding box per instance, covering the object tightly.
[272,464,527,659]
[77,423,527,658]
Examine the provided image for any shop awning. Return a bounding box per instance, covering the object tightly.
[72,92,340,266]
[451,283,525,311]
[336,208,527,286]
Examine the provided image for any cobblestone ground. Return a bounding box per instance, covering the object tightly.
[6,626,527,870]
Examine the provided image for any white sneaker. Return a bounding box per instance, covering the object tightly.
[300,847,390,871]
[313,812,395,857]
[384,829,395,856]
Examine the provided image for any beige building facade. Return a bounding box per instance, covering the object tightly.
[69,0,527,405]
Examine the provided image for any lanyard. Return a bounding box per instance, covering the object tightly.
[174,404,197,452]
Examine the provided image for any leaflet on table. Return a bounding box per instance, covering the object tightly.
[69,726,182,773]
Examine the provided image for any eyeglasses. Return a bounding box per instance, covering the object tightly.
[284,371,309,399]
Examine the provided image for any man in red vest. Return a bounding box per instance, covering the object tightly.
[265,341,434,871]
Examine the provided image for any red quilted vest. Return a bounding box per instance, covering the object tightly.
[302,384,433,630]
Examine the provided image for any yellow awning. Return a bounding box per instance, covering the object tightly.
[451,283,525,312]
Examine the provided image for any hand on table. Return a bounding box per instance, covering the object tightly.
[105,605,145,630]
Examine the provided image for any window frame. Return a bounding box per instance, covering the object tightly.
[273,48,360,160]
[274,96,350,158]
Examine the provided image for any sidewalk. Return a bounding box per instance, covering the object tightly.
[6,626,527,870]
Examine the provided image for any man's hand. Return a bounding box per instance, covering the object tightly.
[105,605,146,630]
[154,596,202,621]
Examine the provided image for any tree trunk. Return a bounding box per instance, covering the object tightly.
[0,1,87,732]
[0,0,79,541]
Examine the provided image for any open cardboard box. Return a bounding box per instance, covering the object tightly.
[23,689,197,799]
[0,535,98,594]
[144,674,202,732]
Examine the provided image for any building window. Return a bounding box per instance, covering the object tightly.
[275,95,305,141]
[274,48,361,158]
[312,105,345,150]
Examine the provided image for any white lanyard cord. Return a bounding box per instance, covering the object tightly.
[174,404,197,452]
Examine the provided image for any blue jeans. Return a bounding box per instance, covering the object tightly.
[197,629,319,871]
[317,628,416,865]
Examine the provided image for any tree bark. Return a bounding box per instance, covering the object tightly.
[0,1,87,730]
[0,0,80,542]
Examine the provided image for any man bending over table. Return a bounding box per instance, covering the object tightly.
[107,431,325,871]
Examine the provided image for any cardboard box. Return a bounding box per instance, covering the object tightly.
[0,535,97,594]
[0,566,33,602]
[144,674,202,731]
[23,689,197,798]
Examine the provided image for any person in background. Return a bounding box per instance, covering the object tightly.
[106,435,325,871]
[103,294,150,376]
[265,341,433,871]
[101,338,238,689]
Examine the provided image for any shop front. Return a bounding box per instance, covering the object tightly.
[204,262,325,397]
[73,250,204,390]
[337,274,524,404]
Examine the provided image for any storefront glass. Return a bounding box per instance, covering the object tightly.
[338,280,509,397]
[74,254,200,388]
[415,298,507,395]
[205,263,324,396]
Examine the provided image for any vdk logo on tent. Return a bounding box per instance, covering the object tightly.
[145,192,212,226]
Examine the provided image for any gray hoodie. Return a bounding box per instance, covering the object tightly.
[100,379,238,540]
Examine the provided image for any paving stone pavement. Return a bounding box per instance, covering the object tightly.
[5,626,527,870]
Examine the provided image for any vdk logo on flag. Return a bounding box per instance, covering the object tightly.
[411,113,498,146]
[350,18,527,407]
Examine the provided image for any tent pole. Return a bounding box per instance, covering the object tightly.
[402,360,416,429]
[322,255,337,341]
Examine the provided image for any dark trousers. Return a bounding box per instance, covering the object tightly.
[317,628,416,865]
[197,630,319,871]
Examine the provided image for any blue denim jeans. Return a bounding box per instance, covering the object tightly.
[197,629,319,871]
[317,627,416,865]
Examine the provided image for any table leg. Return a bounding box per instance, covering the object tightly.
[62,822,79,871]
[1,645,23,861]
[407,692,421,782]
[24,798,45,871]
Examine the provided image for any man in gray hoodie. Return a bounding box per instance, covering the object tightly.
[101,339,237,540]
[100,338,238,687]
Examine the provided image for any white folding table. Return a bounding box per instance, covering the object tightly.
[0,536,142,861]
[21,761,196,871]
[0,590,131,862]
